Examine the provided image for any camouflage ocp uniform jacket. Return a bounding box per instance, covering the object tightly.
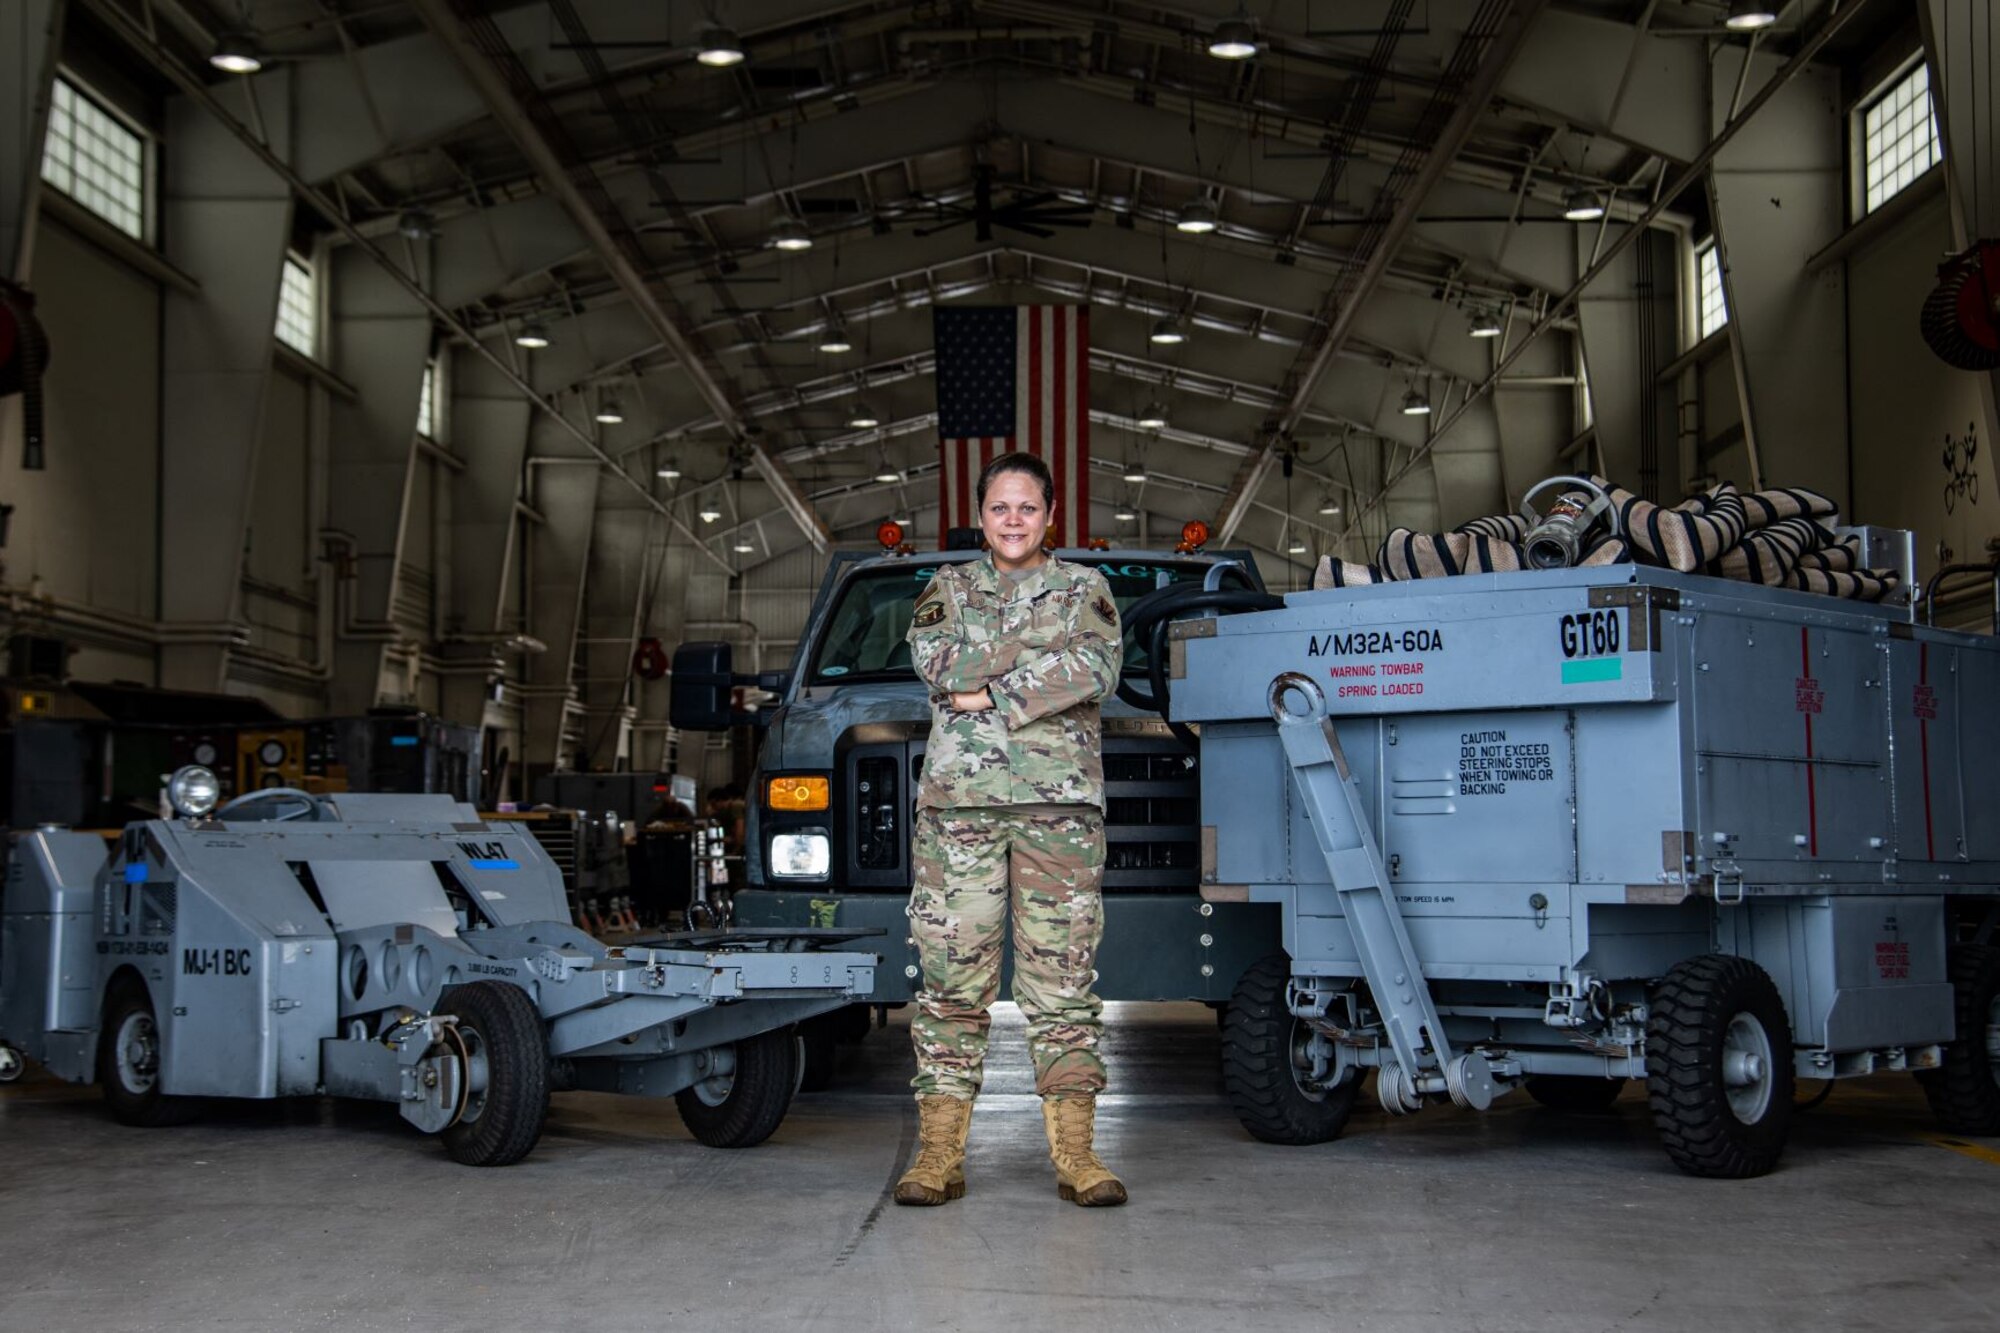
[907,554,1122,811]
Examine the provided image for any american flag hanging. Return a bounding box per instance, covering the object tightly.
[933,304,1090,548]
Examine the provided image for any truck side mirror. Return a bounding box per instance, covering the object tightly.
[669,642,734,730]
[755,669,790,695]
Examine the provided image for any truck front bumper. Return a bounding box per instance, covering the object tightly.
[732,890,1280,1003]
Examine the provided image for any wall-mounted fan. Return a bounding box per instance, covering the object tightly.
[1922,241,2000,371]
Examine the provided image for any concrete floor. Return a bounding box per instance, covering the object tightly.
[2,1002,1996,1333]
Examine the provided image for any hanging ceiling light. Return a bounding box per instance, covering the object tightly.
[514,320,552,350]
[1724,0,1779,31]
[1207,10,1259,60]
[397,208,437,241]
[595,397,625,425]
[1287,534,1309,556]
[769,216,813,252]
[1318,494,1342,516]
[1149,317,1186,346]
[209,31,264,74]
[1401,386,1433,417]
[1175,199,1219,234]
[1468,310,1503,338]
[848,401,881,429]
[698,504,722,523]
[695,24,746,67]
[874,462,901,484]
[1136,399,1168,429]
[1563,189,1606,222]
[657,457,682,480]
[1116,506,1138,521]
[1123,460,1148,483]
[733,540,756,554]
[817,322,853,354]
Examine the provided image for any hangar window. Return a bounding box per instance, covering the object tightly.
[417,362,437,439]
[1861,60,1941,214]
[40,76,148,241]
[276,257,318,357]
[1697,241,1727,339]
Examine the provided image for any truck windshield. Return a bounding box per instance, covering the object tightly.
[808,559,1212,684]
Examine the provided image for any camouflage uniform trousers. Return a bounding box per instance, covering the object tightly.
[908,805,1107,1100]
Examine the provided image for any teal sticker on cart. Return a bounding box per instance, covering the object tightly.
[1561,658,1622,684]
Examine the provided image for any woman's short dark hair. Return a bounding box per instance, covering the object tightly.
[976,451,1054,508]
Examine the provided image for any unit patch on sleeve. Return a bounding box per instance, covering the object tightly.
[1088,594,1118,629]
[913,599,947,628]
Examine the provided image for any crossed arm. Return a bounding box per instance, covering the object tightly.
[908,577,1121,723]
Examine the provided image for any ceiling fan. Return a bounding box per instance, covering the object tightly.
[898,163,1096,241]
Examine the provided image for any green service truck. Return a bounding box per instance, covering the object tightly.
[668,544,1284,1060]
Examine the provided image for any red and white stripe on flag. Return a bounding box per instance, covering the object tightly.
[938,305,1089,548]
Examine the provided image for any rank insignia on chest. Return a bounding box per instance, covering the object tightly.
[913,599,947,628]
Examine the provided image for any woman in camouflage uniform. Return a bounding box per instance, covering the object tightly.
[893,452,1128,1208]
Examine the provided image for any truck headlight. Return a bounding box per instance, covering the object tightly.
[167,765,221,818]
[770,830,831,879]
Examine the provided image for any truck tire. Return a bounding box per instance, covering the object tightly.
[1916,944,2000,1135]
[99,984,203,1127]
[1645,954,1795,1178]
[675,1027,799,1148]
[796,1014,839,1093]
[437,982,550,1167]
[1221,954,1360,1145]
[1523,1076,1627,1112]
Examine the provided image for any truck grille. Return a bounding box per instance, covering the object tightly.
[837,731,1200,892]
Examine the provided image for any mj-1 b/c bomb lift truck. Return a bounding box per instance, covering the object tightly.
[0,771,878,1165]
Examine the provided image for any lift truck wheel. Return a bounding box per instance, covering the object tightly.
[0,1042,25,1083]
[1523,1076,1627,1113]
[675,1027,800,1148]
[98,983,203,1127]
[436,982,550,1167]
[1916,944,2000,1135]
[1645,954,1795,1178]
[1220,954,1361,1145]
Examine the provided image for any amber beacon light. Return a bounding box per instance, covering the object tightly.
[768,776,831,811]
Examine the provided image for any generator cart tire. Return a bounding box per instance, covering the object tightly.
[0,1042,24,1083]
[675,1027,799,1148]
[99,985,203,1127]
[1645,954,1795,1178]
[437,982,550,1167]
[1916,944,2000,1135]
[1221,954,1361,1145]
[1523,1075,1627,1113]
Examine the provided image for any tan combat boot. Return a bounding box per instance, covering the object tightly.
[1042,1094,1128,1207]
[893,1094,973,1206]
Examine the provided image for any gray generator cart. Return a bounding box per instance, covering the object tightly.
[0,782,878,1165]
[1172,549,2000,1177]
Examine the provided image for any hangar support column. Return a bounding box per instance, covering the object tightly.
[1706,44,1850,505]
[156,75,295,693]
[520,462,598,785]
[0,0,64,280]
[322,248,430,714]
[1921,0,2000,459]
[576,508,658,770]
